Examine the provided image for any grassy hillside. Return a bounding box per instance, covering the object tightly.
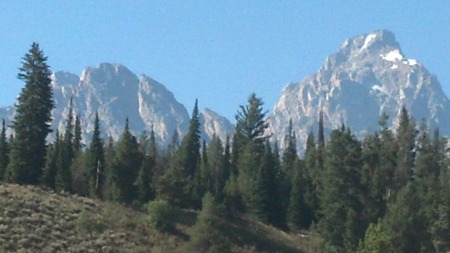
[0,184,323,252]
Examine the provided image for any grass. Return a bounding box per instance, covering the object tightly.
[0,183,324,252]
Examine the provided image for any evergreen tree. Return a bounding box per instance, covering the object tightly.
[158,100,201,208]
[394,106,417,190]
[7,43,54,185]
[85,112,104,198]
[257,141,281,226]
[318,127,365,252]
[356,220,394,253]
[287,158,315,230]
[234,93,269,153]
[185,192,230,253]
[55,98,75,192]
[41,131,61,188]
[110,118,141,204]
[134,131,155,204]
[280,120,298,226]
[101,136,115,199]
[382,183,433,252]
[234,93,269,215]
[209,136,229,202]
[0,119,9,180]
[303,131,319,224]
[73,114,82,154]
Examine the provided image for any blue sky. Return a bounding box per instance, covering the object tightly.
[1,1,450,121]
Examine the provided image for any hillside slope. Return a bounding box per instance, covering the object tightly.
[0,184,318,253]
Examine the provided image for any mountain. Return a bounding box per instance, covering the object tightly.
[0,63,234,147]
[270,29,450,151]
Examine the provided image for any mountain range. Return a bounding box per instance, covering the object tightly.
[0,63,234,147]
[1,30,449,151]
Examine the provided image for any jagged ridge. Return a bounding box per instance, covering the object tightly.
[270,29,450,151]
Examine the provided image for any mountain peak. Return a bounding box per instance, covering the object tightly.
[337,29,400,57]
[271,30,450,152]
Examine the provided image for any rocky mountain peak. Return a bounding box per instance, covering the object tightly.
[0,63,234,148]
[271,30,450,152]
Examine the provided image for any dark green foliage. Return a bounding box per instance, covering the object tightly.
[101,136,115,199]
[185,192,230,253]
[280,120,298,227]
[258,141,282,226]
[110,118,141,204]
[85,112,104,198]
[382,183,433,253]
[73,114,82,154]
[41,131,61,188]
[287,158,314,230]
[318,127,365,252]
[7,43,54,185]
[356,220,394,253]
[134,131,155,205]
[54,99,76,192]
[234,93,269,217]
[157,100,202,208]
[203,135,229,202]
[234,93,269,154]
[394,106,417,190]
[0,119,9,180]
[302,131,319,225]
[147,199,175,232]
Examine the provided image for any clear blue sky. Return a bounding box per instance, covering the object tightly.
[1,1,449,122]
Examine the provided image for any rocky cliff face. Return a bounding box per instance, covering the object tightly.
[0,63,234,147]
[270,30,450,151]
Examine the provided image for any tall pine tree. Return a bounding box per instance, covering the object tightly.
[110,118,141,204]
[7,43,54,185]
[86,112,104,198]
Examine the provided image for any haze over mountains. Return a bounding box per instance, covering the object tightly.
[1,30,450,149]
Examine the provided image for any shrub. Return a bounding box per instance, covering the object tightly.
[147,199,174,232]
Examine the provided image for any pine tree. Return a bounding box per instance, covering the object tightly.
[110,118,141,204]
[102,136,115,199]
[395,106,417,190]
[382,183,433,252]
[55,98,75,192]
[318,127,365,252]
[0,119,9,180]
[7,43,54,185]
[73,114,82,154]
[86,112,104,198]
[158,100,201,208]
[134,131,155,204]
[42,132,60,188]
[303,131,319,224]
[257,141,280,226]
[234,93,269,153]
[280,120,298,226]
[234,93,269,215]
[205,135,228,202]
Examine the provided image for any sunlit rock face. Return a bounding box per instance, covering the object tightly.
[270,30,450,151]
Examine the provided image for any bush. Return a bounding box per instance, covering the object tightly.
[147,199,174,232]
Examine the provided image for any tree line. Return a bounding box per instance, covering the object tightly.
[1,43,449,253]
